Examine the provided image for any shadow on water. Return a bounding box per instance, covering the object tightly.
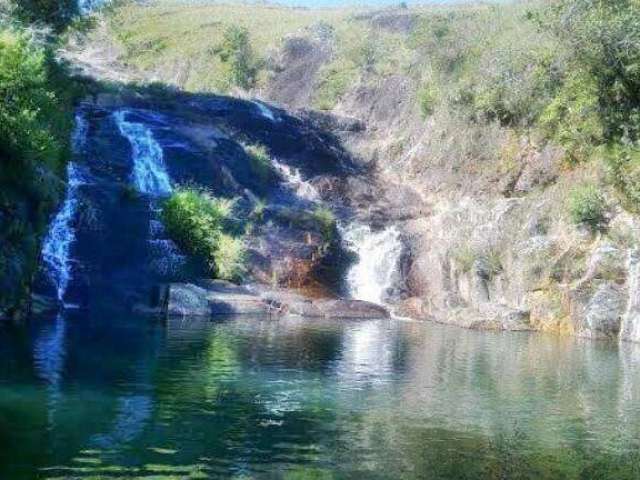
[4,81,640,479]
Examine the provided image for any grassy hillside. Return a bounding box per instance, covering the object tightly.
[104,0,640,202]
[108,1,353,91]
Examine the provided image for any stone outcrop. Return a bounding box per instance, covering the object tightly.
[162,280,390,319]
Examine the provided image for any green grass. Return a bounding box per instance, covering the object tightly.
[107,1,353,92]
[161,187,245,281]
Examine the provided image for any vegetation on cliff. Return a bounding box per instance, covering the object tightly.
[0,1,78,317]
[162,187,246,281]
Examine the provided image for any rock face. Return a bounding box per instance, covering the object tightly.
[162,280,390,320]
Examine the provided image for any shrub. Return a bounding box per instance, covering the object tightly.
[418,82,438,118]
[214,233,246,281]
[568,184,606,229]
[314,60,357,111]
[606,144,640,210]
[539,72,603,162]
[213,25,257,90]
[162,188,245,281]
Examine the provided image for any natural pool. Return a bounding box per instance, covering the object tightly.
[2,311,640,479]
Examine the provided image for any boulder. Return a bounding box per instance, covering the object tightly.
[163,280,390,319]
[165,282,271,317]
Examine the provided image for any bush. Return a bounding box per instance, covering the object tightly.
[162,188,245,281]
[606,144,640,210]
[539,72,603,162]
[213,25,257,90]
[568,184,607,229]
[418,82,438,118]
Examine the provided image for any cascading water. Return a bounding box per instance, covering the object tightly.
[252,100,277,122]
[272,158,320,202]
[113,109,187,277]
[341,224,403,305]
[271,155,403,306]
[41,112,88,303]
[113,110,172,197]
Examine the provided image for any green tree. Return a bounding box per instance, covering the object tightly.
[13,0,78,30]
[213,25,256,90]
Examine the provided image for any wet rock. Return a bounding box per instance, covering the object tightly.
[163,281,389,319]
[166,282,271,317]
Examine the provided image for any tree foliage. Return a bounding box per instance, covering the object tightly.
[0,26,75,316]
[213,25,256,90]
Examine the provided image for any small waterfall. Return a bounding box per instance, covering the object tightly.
[148,209,187,277]
[41,112,88,303]
[113,110,172,196]
[252,100,277,122]
[272,158,320,202]
[341,224,403,305]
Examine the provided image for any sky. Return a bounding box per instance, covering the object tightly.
[162,0,509,9]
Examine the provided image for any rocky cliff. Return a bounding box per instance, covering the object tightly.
[256,10,640,342]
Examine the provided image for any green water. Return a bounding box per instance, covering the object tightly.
[2,312,640,479]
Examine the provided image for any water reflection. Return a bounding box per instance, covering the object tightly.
[32,313,67,431]
[3,315,640,478]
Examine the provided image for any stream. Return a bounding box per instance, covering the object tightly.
[3,99,640,479]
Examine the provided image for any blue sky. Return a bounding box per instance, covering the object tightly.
[167,0,509,8]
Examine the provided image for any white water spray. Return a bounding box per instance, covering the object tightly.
[341,224,403,305]
[41,112,88,303]
[114,110,172,196]
[252,100,277,122]
[272,158,320,202]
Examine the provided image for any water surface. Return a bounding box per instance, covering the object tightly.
[2,312,640,479]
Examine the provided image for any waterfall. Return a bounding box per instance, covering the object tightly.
[252,100,277,122]
[41,112,88,303]
[272,158,320,202]
[341,224,403,305]
[113,110,172,196]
